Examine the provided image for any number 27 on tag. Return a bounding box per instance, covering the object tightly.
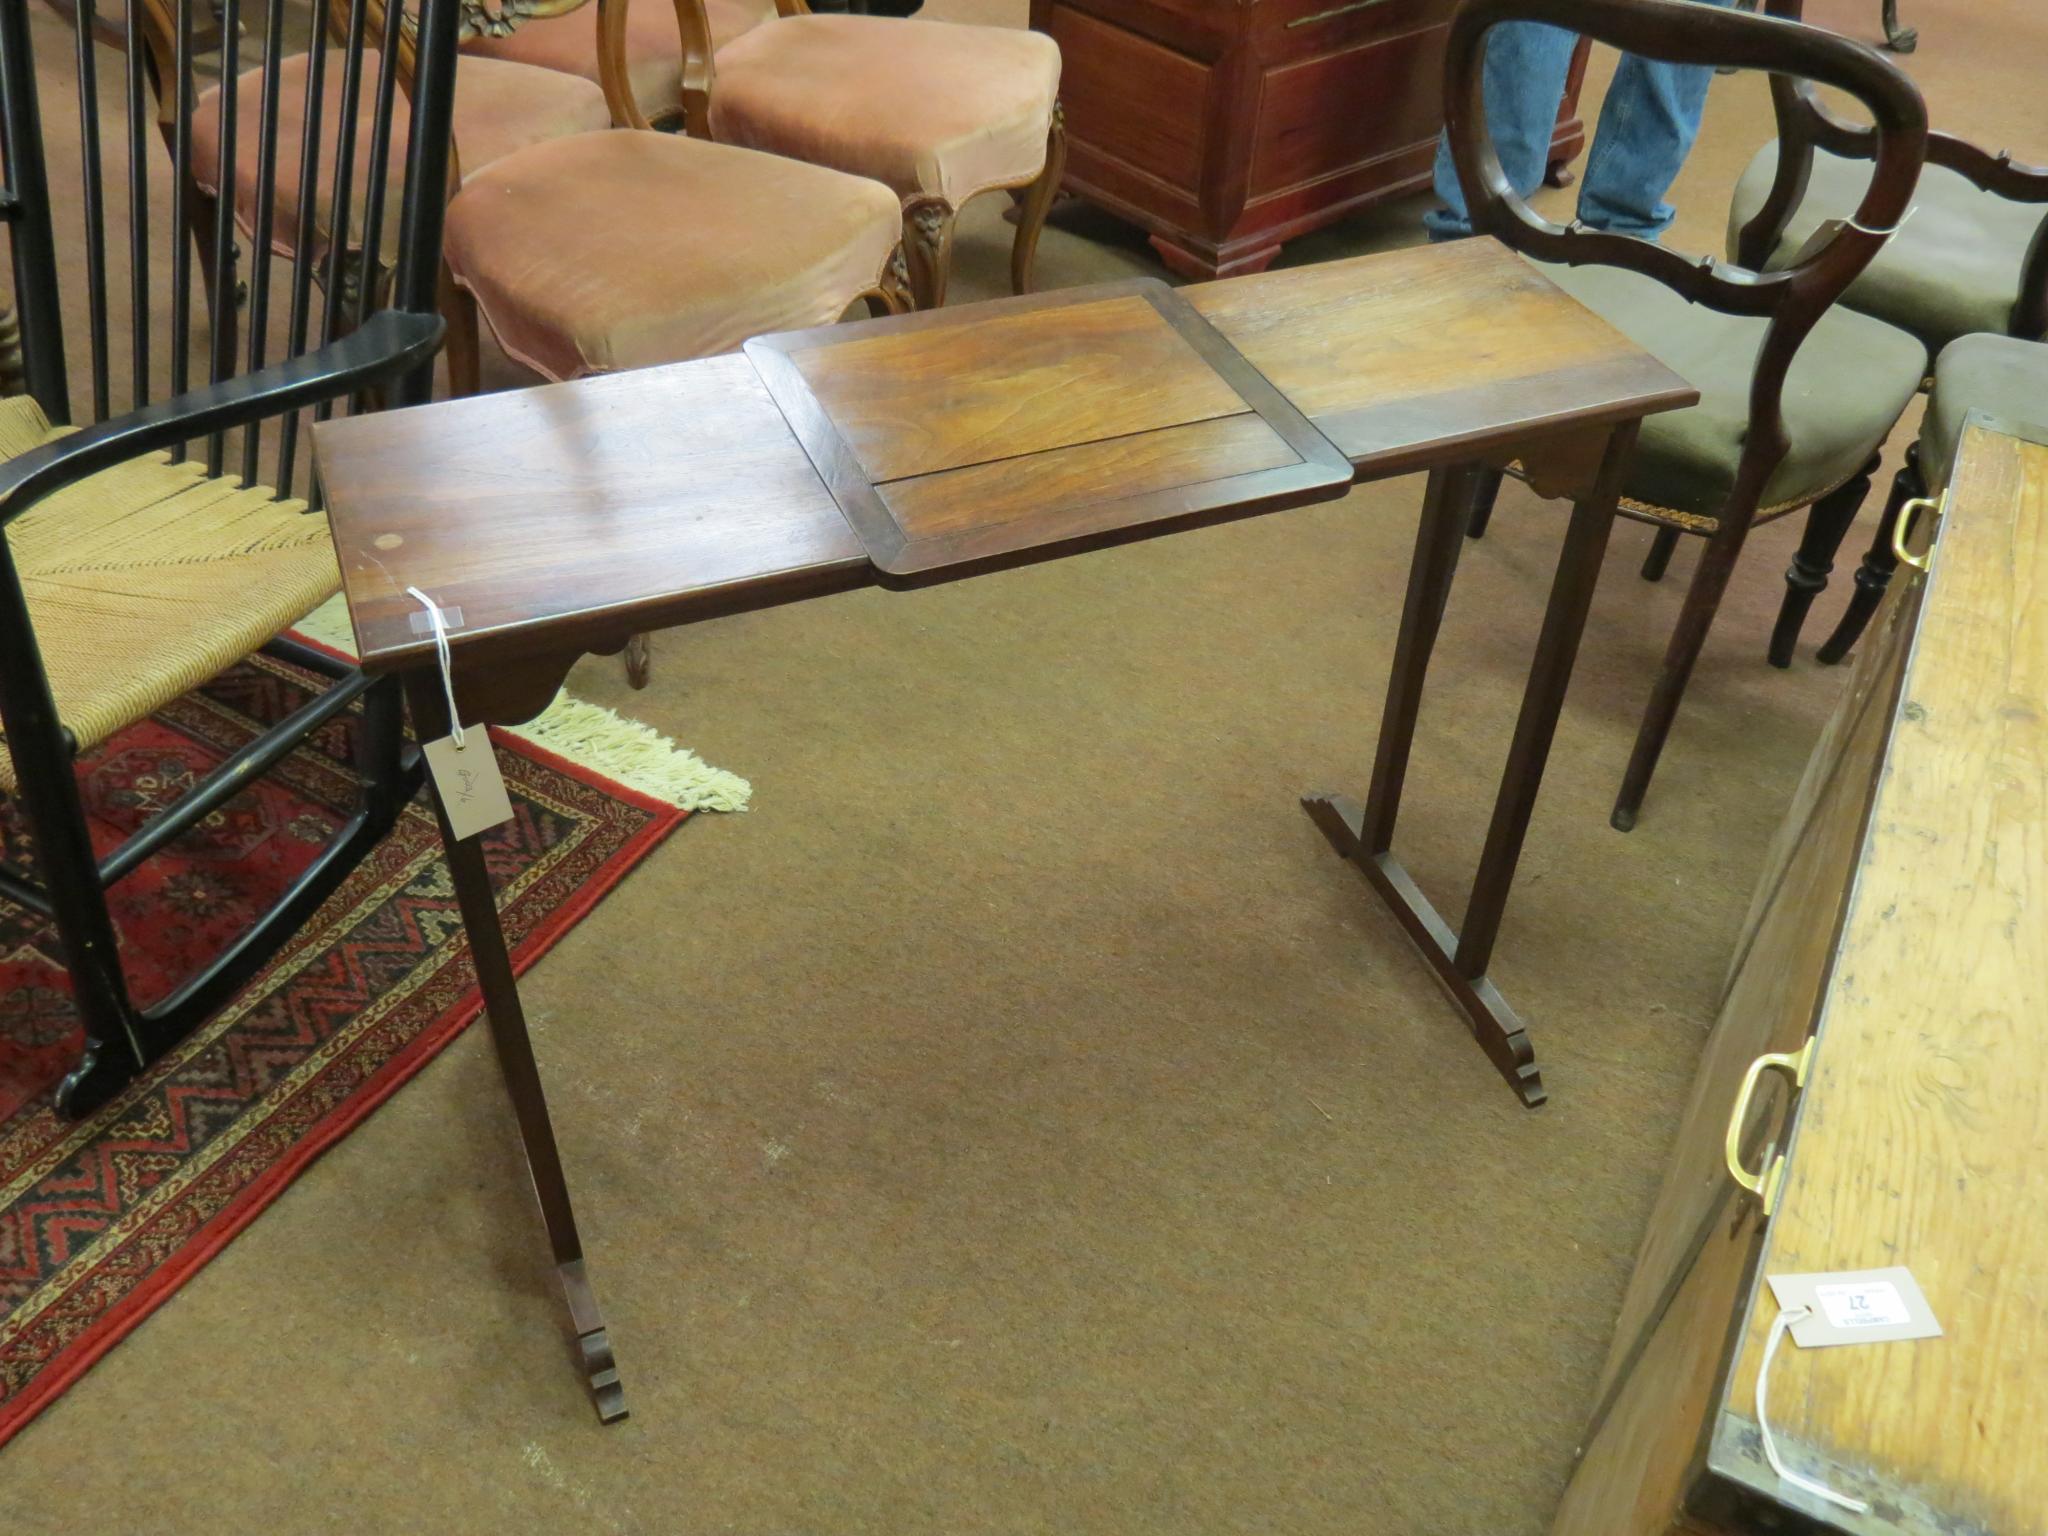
[422,730,515,841]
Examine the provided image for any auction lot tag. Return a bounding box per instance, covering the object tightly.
[1767,1267,1942,1348]
[423,730,515,841]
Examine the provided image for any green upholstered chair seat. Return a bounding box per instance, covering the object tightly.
[1536,257,1925,523]
[1728,144,2044,351]
[1919,333,2048,489]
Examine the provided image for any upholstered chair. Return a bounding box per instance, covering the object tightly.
[432,0,907,683]
[142,0,608,332]
[1816,333,2047,658]
[610,0,1065,310]
[1722,0,2048,663]
[467,0,1062,309]
[1449,0,1929,831]
[461,0,772,128]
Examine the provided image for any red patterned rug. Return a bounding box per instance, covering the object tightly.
[0,651,684,1449]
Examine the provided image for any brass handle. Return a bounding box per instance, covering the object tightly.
[1891,493,1942,573]
[1724,1038,1815,1216]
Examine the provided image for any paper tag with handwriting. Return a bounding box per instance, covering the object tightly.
[422,731,514,841]
[1768,1267,1942,1348]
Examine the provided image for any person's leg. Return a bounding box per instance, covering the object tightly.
[1426,21,1581,241]
[1574,0,1734,239]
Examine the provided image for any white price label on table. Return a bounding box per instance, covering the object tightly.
[1768,1266,1942,1348]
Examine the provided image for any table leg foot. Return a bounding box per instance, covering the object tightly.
[561,1258,629,1425]
[1303,793,1546,1108]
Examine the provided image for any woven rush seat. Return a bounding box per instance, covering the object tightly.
[0,397,341,790]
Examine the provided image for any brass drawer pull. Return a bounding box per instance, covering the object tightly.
[1724,1037,1815,1215]
[1892,493,1943,572]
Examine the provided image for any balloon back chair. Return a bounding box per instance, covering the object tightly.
[1726,0,2048,662]
[1448,0,1927,830]
[0,0,463,1113]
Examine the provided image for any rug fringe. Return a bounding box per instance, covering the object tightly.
[293,596,750,813]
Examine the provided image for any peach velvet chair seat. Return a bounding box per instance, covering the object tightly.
[708,15,1058,209]
[191,51,611,264]
[442,129,901,380]
[701,12,1062,310]
[461,0,770,126]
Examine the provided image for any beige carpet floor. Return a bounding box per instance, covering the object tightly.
[2,1,2035,1530]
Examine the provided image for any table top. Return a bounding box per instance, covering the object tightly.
[1719,418,2048,1528]
[314,239,1693,676]
[746,278,1353,580]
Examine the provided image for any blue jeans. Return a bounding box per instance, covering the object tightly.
[1425,4,1731,242]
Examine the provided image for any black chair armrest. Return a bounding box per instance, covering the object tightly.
[0,309,443,527]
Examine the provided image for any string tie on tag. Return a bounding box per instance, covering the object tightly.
[1757,1305,1870,1516]
[1849,201,1917,237]
[406,585,466,748]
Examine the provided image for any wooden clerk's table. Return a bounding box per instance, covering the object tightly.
[313,239,1695,1422]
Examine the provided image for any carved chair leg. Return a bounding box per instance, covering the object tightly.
[1818,443,1920,664]
[863,250,913,318]
[623,633,652,690]
[1010,104,1066,297]
[1768,454,1877,668]
[902,197,957,311]
[1881,0,1916,52]
[439,263,482,398]
[1465,465,1505,539]
[1639,525,1681,581]
[1612,519,1751,832]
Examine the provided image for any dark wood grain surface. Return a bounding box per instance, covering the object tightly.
[315,355,869,676]
[776,286,1245,483]
[1185,241,1697,476]
[748,279,1354,582]
[315,240,1696,676]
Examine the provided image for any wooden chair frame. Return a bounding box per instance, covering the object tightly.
[1730,0,2048,666]
[1447,0,1926,829]
[0,0,462,1114]
[414,0,907,683]
[608,0,1066,309]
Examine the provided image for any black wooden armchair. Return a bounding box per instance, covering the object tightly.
[1448,0,1927,830]
[1727,0,2048,662]
[0,0,463,1114]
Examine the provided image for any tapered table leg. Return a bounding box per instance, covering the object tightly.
[403,673,629,1425]
[1306,427,1636,1106]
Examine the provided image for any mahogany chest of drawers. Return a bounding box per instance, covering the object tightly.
[1029,0,1589,279]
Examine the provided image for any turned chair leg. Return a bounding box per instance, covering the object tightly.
[1612,520,1751,832]
[1768,454,1877,668]
[438,263,482,398]
[1010,105,1066,297]
[1818,444,1920,664]
[1639,525,1681,581]
[1465,466,1505,538]
[903,198,958,311]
